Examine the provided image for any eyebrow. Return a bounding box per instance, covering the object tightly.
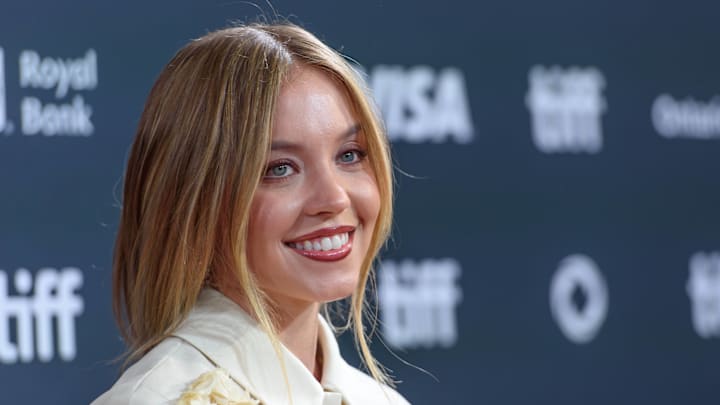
[270,123,362,151]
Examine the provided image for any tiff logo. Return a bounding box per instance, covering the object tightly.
[378,258,462,349]
[0,47,5,133]
[687,251,720,338]
[526,66,606,154]
[0,268,84,363]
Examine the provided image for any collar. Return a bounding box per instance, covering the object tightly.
[172,288,357,405]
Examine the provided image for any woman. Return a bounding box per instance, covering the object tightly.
[92,22,410,405]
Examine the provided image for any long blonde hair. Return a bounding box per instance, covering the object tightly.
[113,23,394,386]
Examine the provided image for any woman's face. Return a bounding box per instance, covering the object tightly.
[246,66,380,311]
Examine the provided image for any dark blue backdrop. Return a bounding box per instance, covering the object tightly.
[1,1,719,404]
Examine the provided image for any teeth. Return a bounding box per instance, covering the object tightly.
[331,235,342,249]
[290,232,350,252]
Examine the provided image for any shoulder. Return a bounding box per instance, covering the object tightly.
[91,337,216,405]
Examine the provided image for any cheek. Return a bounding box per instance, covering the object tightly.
[353,174,381,229]
[248,191,302,250]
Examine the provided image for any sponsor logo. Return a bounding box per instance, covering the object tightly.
[378,258,462,349]
[687,251,720,338]
[0,48,97,138]
[549,254,608,344]
[0,268,84,363]
[19,49,97,98]
[526,66,606,153]
[652,94,720,139]
[368,65,474,144]
[19,49,97,137]
[21,95,93,136]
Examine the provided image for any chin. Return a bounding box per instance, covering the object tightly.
[313,274,360,304]
[321,290,355,304]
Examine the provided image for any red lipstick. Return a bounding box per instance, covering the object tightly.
[286,226,355,243]
[285,226,355,262]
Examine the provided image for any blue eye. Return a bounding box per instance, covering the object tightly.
[339,149,366,164]
[340,151,357,163]
[265,162,295,178]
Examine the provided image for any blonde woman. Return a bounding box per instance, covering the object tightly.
[92,23,410,405]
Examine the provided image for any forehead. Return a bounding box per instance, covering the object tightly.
[272,66,359,141]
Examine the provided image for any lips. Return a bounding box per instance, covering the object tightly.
[285,226,355,261]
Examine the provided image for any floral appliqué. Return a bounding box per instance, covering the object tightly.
[178,368,259,405]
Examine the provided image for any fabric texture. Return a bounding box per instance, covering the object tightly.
[91,289,410,405]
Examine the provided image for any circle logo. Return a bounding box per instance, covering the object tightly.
[549,254,608,344]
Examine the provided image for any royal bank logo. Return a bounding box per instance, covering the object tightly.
[549,254,608,344]
[19,49,97,136]
[368,65,474,144]
[378,258,462,349]
[0,47,97,138]
[0,267,84,363]
[652,94,720,139]
[526,66,607,153]
[687,251,720,338]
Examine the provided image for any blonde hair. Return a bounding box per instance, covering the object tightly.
[113,23,394,387]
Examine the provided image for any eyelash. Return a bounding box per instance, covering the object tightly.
[338,148,368,164]
[263,147,368,182]
[264,159,297,180]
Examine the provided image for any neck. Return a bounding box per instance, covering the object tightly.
[276,301,323,381]
[218,284,323,381]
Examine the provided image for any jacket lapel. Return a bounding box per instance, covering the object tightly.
[172,289,330,404]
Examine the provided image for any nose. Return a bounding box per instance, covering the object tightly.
[303,168,351,216]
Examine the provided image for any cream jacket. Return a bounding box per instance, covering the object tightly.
[92,289,410,405]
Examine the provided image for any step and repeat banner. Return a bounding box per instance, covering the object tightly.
[1,1,719,404]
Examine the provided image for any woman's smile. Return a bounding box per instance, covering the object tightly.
[284,226,355,261]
